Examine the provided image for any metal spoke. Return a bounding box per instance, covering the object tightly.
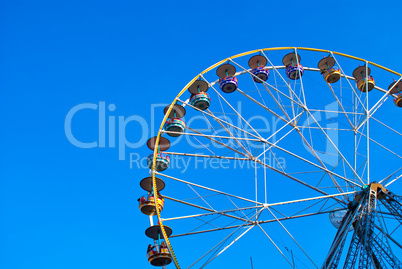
[267,207,319,268]
[155,172,265,205]
[257,222,295,268]
[162,195,249,222]
[200,224,256,268]
[170,209,344,238]
[299,106,364,184]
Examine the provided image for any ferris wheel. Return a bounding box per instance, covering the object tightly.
[138,47,402,268]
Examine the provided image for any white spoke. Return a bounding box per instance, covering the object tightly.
[266,191,357,207]
[155,172,265,205]
[297,107,364,184]
[355,129,402,159]
[256,223,295,268]
[200,224,256,269]
[169,209,353,238]
[372,116,402,137]
[385,173,402,188]
[267,207,318,268]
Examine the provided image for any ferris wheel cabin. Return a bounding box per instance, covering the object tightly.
[217,63,238,93]
[147,248,172,266]
[165,118,185,137]
[145,225,173,267]
[357,76,375,92]
[283,52,304,80]
[388,80,402,107]
[188,80,211,110]
[190,93,211,110]
[249,55,269,83]
[318,56,341,83]
[146,137,171,172]
[251,67,269,82]
[353,66,375,92]
[147,153,170,171]
[164,104,186,137]
[138,193,165,215]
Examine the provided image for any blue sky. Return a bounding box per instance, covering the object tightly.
[1,0,402,268]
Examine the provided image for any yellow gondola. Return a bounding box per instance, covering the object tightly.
[353,66,375,92]
[323,68,341,83]
[357,76,375,92]
[147,247,172,267]
[138,194,164,215]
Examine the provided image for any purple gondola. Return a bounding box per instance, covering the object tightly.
[216,63,238,93]
[283,52,303,80]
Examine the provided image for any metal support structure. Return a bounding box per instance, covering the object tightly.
[371,235,402,268]
[322,191,365,269]
[322,183,402,269]
[343,231,361,269]
[357,187,376,268]
[380,191,402,224]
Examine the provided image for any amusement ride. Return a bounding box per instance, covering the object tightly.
[138,47,402,268]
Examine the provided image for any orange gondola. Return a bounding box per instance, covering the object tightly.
[138,193,164,215]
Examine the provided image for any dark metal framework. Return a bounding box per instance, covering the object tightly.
[322,183,402,269]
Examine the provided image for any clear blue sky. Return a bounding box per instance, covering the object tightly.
[1,0,401,268]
